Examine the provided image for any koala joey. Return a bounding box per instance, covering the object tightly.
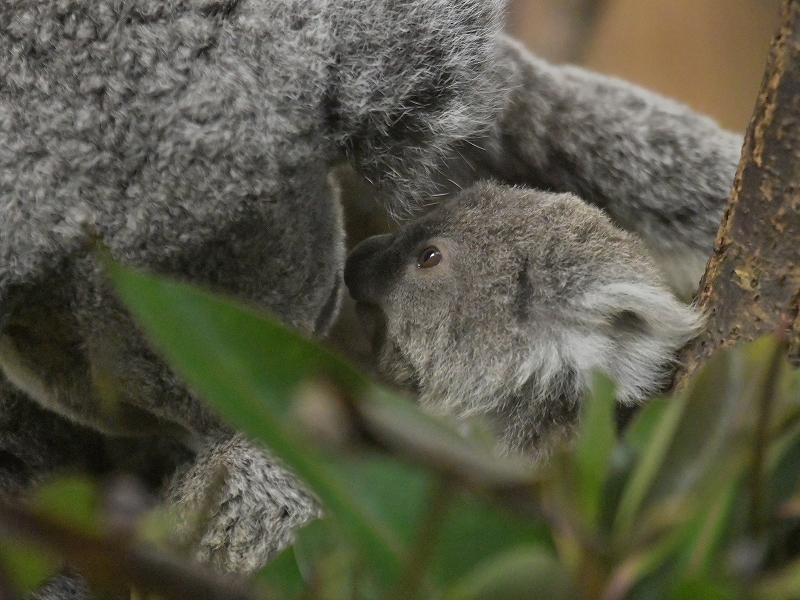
[345,182,703,456]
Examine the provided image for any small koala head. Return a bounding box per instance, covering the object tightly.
[344,182,702,455]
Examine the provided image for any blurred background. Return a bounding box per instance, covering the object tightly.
[506,0,781,131]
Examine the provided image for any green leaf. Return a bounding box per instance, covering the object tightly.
[573,374,616,529]
[106,262,403,582]
[293,519,384,600]
[255,546,306,600]
[0,541,58,595]
[105,259,366,423]
[598,442,638,532]
[765,419,800,519]
[669,577,733,600]
[31,477,102,533]
[442,546,576,600]
[430,492,553,587]
[615,337,784,537]
[361,386,536,488]
[652,477,740,587]
[614,389,685,536]
[293,518,339,583]
[329,455,435,549]
[624,397,670,452]
[604,530,686,600]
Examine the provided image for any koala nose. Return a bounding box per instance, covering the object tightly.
[344,234,393,304]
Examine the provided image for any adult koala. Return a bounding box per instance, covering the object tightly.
[344,182,702,457]
[0,0,507,587]
[0,0,741,592]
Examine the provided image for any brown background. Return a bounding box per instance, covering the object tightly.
[507,0,781,131]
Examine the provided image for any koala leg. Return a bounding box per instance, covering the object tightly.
[164,432,320,574]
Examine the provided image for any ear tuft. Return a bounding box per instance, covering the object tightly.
[571,281,703,403]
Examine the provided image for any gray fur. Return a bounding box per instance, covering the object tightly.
[165,433,321,574]
[28,571,97,600]
[0,0,741,591]
[429,37,741,298]
[345,182,703,456]
[0,0,505,586]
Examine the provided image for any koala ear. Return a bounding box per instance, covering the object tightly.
[571,281,704,403]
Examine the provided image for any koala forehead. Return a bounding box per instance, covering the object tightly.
[345,182,660,315]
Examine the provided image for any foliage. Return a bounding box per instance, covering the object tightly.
[3,263,800,600]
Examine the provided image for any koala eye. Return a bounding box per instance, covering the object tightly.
[417,246,442,268]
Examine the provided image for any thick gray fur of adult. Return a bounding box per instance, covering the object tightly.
[0,0,506,592]
[345,182,703,456]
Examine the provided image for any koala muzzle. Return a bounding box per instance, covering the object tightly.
[344,234,393,305]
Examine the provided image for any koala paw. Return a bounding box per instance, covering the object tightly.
[165,433,320,573]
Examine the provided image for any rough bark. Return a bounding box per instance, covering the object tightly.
[676,0,800,385]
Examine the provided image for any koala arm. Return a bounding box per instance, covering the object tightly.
[454,36,742,298]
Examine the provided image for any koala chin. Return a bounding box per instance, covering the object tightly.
[344,182,703,457]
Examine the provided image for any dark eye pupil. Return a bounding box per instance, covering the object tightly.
[417,246,442,268]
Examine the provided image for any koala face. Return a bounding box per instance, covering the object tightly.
[344,182,702,454]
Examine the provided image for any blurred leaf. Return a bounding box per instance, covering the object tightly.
[255,546,306,600]
[31,477,102,533]
[105,259,366,422]
[616,337,783,537]
[598,442,638,532]
[430,491,552,587]
[293,519,338,583]
[754,555,800,599]
[293,520,383,600]
[604,530,686,600]
[335,456,434,549]
[766,419,800,519]
[106,262,403,582]
[675,479,738,577]
[614,388,685,536]
[137,506,179,546]
[642,344,745,502]
[442,546,577,600]
[0,540,58,595]
[573,374,616,529]
[361,386,536,488]
[624,398,670,452]
[669,577,733,600]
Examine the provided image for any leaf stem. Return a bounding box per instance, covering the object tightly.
[750,332,788,535]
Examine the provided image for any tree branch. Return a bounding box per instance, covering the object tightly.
[676,0,800,385]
